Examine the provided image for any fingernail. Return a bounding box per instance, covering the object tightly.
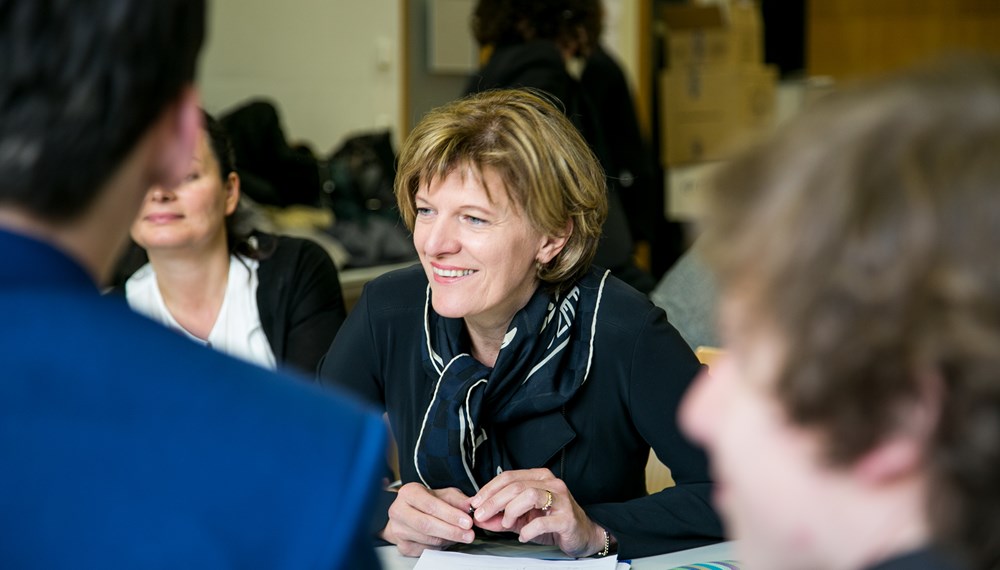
[470,497,481,508]
[459,517,472,529]
[464,532,475,543]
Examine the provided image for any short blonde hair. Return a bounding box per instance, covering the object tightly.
[395,88,608,290]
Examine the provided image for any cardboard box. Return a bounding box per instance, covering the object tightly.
[661,1,763,68]
[665,161,722,221]
[660,64,777,166]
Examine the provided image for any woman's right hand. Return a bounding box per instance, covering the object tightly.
[382,482,477,557]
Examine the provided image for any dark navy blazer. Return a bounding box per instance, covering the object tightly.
[0,229,385,569]
[320,265,724,559]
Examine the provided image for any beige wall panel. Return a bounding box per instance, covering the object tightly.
[808,0,1000,81]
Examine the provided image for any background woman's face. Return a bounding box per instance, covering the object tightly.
[130,131,238,255]
[412,166,563,328]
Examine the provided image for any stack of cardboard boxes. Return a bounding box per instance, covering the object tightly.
[659,0,777,220]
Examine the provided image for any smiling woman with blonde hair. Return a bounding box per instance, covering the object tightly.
[319,88,722,560]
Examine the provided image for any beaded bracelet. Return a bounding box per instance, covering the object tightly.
[596,528,610,557]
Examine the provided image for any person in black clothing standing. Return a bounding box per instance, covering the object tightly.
[466,0,655,293]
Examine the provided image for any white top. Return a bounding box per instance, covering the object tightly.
[125,255,277,370]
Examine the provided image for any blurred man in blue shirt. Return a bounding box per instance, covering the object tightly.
[0,2,385,568]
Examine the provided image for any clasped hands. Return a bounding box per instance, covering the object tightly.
[382,468,608,558]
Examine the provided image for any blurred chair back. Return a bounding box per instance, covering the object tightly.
[694,345,725,369]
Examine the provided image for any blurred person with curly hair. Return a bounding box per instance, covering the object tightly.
[682,57,1000,570]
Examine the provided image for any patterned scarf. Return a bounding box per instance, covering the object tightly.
[414,269,609,496]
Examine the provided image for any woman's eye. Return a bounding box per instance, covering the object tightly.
[463,215,487,226]
[183,172,199,183]
[415,207,433,217]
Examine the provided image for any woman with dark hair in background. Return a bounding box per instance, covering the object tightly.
[465,0,656,293]
[122,111,346,375]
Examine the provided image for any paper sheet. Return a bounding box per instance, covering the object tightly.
[413,550,622,569]
[667,562,741,569]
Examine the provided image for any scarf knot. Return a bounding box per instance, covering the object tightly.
[414,269,609,495]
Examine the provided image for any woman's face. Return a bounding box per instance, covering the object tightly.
[130,130,238,255]
[413,166,567,329]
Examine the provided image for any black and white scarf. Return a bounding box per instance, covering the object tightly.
[414,268,610,495]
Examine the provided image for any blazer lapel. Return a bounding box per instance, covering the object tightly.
[500,410,576,470]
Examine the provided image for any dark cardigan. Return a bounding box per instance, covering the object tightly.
[319,265,724,559]
[255,233,346,375]
[114,232,346,376]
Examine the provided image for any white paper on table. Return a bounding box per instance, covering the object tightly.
[413,549,623,570]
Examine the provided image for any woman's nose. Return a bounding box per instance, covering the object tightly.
[149,186,173,202]
[421,217,460,257]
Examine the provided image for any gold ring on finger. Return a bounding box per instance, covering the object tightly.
[541,489,554,512]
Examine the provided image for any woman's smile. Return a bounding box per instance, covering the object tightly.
[143,212,183,224]
[430,263,477,280]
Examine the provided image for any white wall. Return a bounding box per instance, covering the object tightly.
[602,0,641,95]
[197,1,638,152]
[198,0,401,152]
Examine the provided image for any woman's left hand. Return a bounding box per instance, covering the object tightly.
[468,468,607,558]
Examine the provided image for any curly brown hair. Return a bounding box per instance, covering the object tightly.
[700,57,1000,569]
[471,0,602,53]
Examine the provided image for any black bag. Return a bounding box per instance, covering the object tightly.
[322,130,398,223]
[220,99,322,207]
[321,130,416,268]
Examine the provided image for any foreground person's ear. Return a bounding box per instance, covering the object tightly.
[148,85,201,191]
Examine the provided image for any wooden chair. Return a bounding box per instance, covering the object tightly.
[694,345,725,369]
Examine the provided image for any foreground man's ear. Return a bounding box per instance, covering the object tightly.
[854,373,942,485]
[148,85,201,191]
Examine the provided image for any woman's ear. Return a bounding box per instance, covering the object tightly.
[224,171,240,216]
[537,219,573,264]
